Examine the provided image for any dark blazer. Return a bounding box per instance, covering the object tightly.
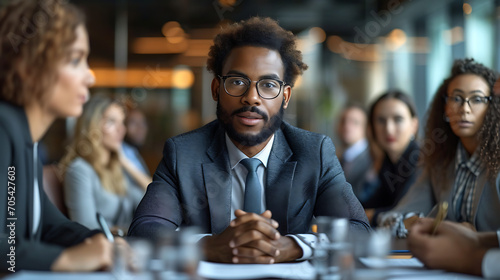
[129,120,370,239]
[362,140,421,225]
[340,146,372,202]
[0,102,97,272]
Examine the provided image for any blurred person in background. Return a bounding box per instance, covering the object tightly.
[362,90,421,226]
[336,104,374,204]
[122,106,151,187]
[385,58,500,233]
[61,96,145,235]
[408,218,499,277]
[0,0,114,272]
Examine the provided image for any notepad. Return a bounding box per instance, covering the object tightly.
[359,257,424,268]
[197,260,316,279]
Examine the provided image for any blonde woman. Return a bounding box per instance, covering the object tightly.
[0,0,114,272]
[61,96,144,234]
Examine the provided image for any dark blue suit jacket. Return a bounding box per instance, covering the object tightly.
[129,120,370,238]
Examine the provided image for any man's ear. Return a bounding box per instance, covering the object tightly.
[282,85,292,109]
[211,77,220,101]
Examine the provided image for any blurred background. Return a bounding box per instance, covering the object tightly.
[3,0,498,173]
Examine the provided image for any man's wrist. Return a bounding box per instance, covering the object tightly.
[199,235,218,262]
[478,232,500,248]
[280,236,304,262]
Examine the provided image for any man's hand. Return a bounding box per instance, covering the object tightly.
[202,209,301,264]
[231,210,302,263]
[51,233,113,272]
[407,218,487,276]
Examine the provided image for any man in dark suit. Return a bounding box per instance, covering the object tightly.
[337,105,374,203]
[128,17,370,264]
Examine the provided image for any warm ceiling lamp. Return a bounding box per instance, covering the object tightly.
[172,68,195,89]
[309,27,326,44]
[463,3,472,15]
[218,0,237,7]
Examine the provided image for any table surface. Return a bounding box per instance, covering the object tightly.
[2,258,484,280]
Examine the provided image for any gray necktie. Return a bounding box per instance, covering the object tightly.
[240,158,262,213]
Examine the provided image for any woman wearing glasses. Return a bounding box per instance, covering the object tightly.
[389,58,500,232]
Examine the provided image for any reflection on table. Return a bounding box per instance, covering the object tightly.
[4,257,483,280]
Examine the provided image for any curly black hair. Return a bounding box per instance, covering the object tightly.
[424,58,500,180]
[206,17,308,87]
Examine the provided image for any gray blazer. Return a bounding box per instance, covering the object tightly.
[129,121,370,238]
[393,159,500,231]
[64,158,144,230]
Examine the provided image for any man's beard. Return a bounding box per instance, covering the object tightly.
[217,100,284,147]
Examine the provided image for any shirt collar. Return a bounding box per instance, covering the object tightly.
[455,142,482,176]
[225,133,275,170]
[342,138,368,162]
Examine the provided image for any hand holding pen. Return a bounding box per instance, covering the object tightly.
[431,201,448,235]
[96,212,114,242]
[96,212,143,273]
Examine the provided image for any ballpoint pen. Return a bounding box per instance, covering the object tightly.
[96,212,115,243]
[431,201,448,235]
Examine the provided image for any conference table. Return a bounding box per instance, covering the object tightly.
[2,257,484,280]
[1,238,484,280]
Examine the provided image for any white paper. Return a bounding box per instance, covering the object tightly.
[4,271,119,280]
[359,257,424,268]
[196,260,316,279]
[388,272,483,280]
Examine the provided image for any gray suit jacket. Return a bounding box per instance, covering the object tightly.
[394,159,500,231]
[128,121,370,238]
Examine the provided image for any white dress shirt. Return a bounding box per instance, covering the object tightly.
[224,133,315,260]
[342,138,368,163]
[483,249,500,278]
[225,134,272,220]
[32,142,41,235]
[482,230,500,278]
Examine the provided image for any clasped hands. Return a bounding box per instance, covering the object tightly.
[202,209,302,264]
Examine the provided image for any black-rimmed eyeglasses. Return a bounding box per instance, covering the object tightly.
[218,75,286,100]
[444,95,492,111]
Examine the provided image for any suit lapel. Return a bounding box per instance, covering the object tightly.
[25,143,34,239]
[470,171,487,227]
[266,128,296,234]
[202,125,232,234]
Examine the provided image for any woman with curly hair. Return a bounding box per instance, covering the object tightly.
[390,58,500,232]
[0,0,115,272]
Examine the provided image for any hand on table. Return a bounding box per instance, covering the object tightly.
[202,209,302,264]
[51,233,113,272]
[407,218,487,276]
